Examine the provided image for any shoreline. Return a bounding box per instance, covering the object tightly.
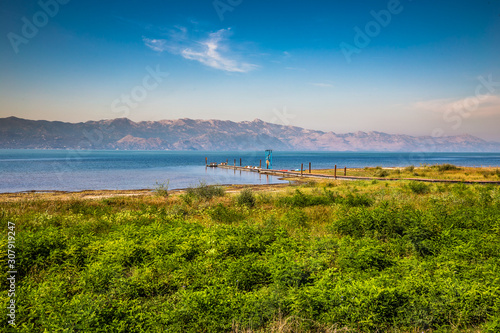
[0,183,292,202]
[2,164,500,200]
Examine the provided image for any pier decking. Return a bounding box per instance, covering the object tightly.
[217,164,356,181]
[215,163,500,185]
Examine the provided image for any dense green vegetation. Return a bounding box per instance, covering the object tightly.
[1,180,500,332]
[314,164,500,181]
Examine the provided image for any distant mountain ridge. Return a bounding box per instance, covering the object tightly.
[1,116,499,152]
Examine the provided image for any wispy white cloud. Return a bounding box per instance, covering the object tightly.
[271,51,292,65]
[143,28,257,73]
[143,38,168,52]
[308,82,334,88]
[181,29,257,73]
[413,94,500,118]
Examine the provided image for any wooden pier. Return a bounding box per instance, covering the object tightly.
[217,164,348,180]
[212,163,500,185]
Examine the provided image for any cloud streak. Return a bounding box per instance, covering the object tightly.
[143,28,257,73]
[143,38,168,53]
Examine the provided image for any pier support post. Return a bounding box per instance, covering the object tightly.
[334,165,337,179]
[260,160,262,168]
[240,158,242,167]
[344,166,346,176]
[309,162,311,174]
[234,159,236,167]
[301,163,303,176]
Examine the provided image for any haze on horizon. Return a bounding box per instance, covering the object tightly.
[1,0,500,141]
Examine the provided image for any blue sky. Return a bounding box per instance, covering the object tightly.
[1,0,500,140]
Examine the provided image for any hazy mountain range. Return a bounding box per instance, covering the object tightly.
[1,116,499,152]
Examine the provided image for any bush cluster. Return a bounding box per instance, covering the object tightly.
[236,188,256,208]
[404,165,415,172]
[374,169,390,177]
[407,181,431,194]
[185,181,225,201]
[434,163,461,172]
[277,189,336,207]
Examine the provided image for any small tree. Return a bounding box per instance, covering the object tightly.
[154,180,169,197]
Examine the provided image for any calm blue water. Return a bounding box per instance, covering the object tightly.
[1,150,499,193]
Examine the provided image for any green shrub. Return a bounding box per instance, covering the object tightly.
[331,205,410,240]
[153,180,169,197]
[277,189,334,207]
[322,187,337,202]
[186,181,225,200]
[282,208,308,228]
[303,180,317,187]
[224,254,271,291]
[256,192,274,204]
[270,254,314,288]
[337,238,394,272]
[18,227,67,275]
[481,169,500,178]
[179,193,194,205]
[407,181,430,194]
[68,200,111,216]
[478,187,493,207]
[208,203,244,223]
[405,222,438,256]
[434,163,461,171]
[374,169,390,177]
[404,165,415,172]
[342,193,373,207]
[170,204,189,217]
[236,188,256,208]
[435,184,447,193]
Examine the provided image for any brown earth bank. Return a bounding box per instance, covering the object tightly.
[0,183,292,202]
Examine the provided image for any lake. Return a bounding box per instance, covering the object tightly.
[1,150,499,193]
